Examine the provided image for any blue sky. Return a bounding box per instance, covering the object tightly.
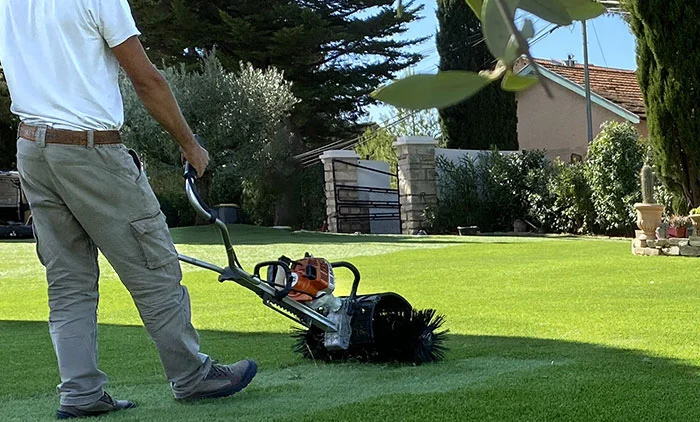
[365,0,637,122]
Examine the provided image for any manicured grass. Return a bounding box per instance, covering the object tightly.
[2,226,700,421]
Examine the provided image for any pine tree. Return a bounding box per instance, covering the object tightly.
[627,1,700,210]
[436,0,518,150]
[130,0,426,145]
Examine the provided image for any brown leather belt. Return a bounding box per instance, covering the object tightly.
[19,123,121,145]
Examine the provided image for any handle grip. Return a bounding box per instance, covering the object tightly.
[181,134,241,270]
[254,261,295,300]
[183,134,204,180]
[330,261,361,312]
[182,134,216,223]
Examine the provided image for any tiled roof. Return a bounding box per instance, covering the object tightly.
[532,59,646,118]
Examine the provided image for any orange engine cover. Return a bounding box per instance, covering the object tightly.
[289,257,334,302]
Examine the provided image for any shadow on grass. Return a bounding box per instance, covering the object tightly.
[169,224,543,247]
[2,320,697,421]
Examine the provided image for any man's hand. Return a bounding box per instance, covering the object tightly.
[181,141,210,178]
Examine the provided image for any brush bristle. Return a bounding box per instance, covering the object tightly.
[292,308,448,364]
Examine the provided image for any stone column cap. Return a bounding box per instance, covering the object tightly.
[393,136,438,146]
[320,150,360,163]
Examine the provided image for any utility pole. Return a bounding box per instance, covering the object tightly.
[582,20,593,144]
[583,0,629,143]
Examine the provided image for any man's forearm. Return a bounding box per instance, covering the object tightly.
[112,36,209,176]
[132,71,197,151]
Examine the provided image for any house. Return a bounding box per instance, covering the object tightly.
[516,58,646,162]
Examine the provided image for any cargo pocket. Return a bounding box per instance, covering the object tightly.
[130,212,178,269]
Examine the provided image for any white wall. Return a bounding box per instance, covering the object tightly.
[435,148,520,165]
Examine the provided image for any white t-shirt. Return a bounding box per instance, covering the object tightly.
[0,0,141,131]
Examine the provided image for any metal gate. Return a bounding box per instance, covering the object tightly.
[332,159,401,234]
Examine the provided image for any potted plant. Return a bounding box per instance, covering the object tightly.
[668,215,692,238]
[634,165,664,240]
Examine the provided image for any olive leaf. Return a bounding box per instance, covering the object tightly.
[482,0,520,60]
[519,0,605,25]
[501,71,538,91]
[371,72,491,109]
[560,0,606,21]
[519,0,572,25]
[465,0,484,17]
[382,0,607,111]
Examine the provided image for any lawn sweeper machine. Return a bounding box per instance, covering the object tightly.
[177,159,447,364]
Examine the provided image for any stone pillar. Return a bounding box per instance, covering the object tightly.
[320,150,361,233]
[394,136,438,235]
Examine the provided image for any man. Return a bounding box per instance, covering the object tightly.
[0,0,257,419]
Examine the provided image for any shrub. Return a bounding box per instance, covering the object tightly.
[355,127,398,172]
[120,55,299,226]
[0,70,18,169]
[474,150,518,231]
[475,149,550,232]
[429,155,480,232]
[143,161,196,227]
[299,164,327,231]
[585,122,645,235]
[430,149,550,233]
[426,122,653,236]
[547,161,596,234]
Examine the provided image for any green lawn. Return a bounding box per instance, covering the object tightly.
[2,226,700,421]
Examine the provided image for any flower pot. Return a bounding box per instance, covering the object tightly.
[668,227,688,238]
[634,203,664,240]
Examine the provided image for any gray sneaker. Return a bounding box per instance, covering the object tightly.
[56,392,135,419]
[179,360,257,401]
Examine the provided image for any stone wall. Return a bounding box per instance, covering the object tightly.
[632,236,700,257]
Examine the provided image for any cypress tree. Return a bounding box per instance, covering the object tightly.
[436,0,518,150]
[627,1,700,210]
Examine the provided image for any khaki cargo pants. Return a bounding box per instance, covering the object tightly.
[16,134,211,405]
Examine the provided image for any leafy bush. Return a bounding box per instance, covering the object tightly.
[355,106,441,172]
[474,150,516,231]
[585,122,645,235]
[120,55,299,226]
[144,161,197,227]
[429,155,480,232]
[0,69,18,169]
[429,123,660,236]
[430,149,550,233]
[355,127,398,172]
[474,149,551,231]
[547,161,596,234]
[298,164,327,231]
